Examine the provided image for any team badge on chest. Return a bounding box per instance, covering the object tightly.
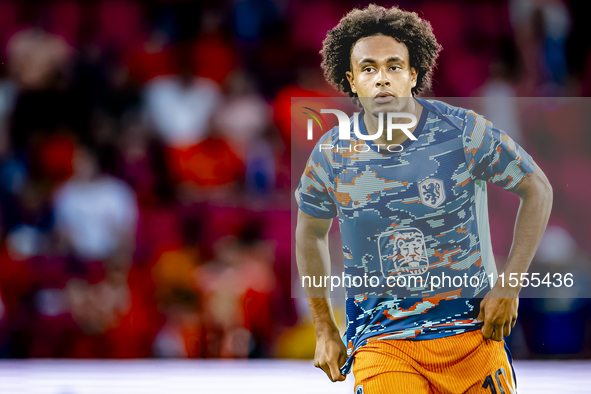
[419,178,445,208]
[378,228,430,277]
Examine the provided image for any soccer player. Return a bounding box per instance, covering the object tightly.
[295,5,553,394]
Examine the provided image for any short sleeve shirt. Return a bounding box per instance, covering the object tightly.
[295,98,535,374]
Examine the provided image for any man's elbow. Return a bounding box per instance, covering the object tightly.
[296,209,333,240]
[519,167,553,206]
[534,166,553,203]
[541,175,553,202]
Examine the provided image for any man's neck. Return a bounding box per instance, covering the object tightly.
[363,98,423,147]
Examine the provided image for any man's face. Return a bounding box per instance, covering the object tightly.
[346,35,417,114]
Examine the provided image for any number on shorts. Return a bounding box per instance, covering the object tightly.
[482,375,497,394]
[482,367,515,394]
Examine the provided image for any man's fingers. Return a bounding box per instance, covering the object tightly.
[338,352,348,369]
[491,324,503,342]
[503,322,511,338]
[327,359,346,382]
[314,359,333,381]
[481,320,493,340]
[476,311,483,322]
[337,350,348,381]
[317,359,343,382]
[476,302,485,322]
[319,363,333,381]
[314,338,348,382]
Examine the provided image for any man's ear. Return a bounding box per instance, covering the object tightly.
[410,67,418,88]
[346,71,356,94]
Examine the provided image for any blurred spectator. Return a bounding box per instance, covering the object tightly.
[168,126,244,194]
[7,28,73,91]
[143,46,221,149]
[509,0,572,94]
[216,70,270,156]
[480,37,524,144]
[126,30,176,85]
[151,217,203,300]
[192,10,237,85]
[119,112,175,206]
[152,287,203,358]
[0,76,15,151]
[143,44,238,192]
[66,268,131,336]
[5,181,53,261]
[195,221,276,358]
[150,217,205,357]
[213,70,276,195]
[53,145,137,263]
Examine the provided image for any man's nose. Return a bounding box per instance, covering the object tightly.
[375,69,391,87]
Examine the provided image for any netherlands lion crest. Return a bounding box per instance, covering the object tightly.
[378,228,429,277]
[419,178,445,208]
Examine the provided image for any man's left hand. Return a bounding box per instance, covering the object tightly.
[476,283,519,342]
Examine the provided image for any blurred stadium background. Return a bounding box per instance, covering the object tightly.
[0,0,590,392]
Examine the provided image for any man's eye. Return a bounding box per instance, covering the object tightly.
[363,67,375,72]
[390,66,401,71]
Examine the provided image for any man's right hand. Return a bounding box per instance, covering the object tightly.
[314,329,348,382]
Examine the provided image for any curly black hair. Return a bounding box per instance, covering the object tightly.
[320,4,442,98]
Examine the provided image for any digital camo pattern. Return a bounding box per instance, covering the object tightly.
[294,98,535,375]
[378,227,429,276]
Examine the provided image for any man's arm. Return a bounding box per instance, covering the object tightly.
[477,162,553,341]
[295,209,347,382]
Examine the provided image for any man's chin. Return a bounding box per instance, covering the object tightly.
[368,102,410,116]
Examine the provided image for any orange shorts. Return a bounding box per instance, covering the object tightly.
[352,330,516,394]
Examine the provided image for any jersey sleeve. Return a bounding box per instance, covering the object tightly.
[294,133,338,219]
[462,111,535,190]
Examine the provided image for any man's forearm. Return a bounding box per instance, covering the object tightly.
[477,169,552,341]
[502,170,553,292]
[296,212,348,381]
[295,219,339,334]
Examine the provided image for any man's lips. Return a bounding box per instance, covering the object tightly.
[374,92,394,104]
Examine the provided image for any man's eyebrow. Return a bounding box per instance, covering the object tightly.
[358,56,405,64]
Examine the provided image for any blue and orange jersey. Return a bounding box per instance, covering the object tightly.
[294,98,535,375]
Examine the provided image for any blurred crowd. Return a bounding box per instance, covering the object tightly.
[0,0,589,360]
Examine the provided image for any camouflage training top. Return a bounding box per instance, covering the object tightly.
[295,98,535,374]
